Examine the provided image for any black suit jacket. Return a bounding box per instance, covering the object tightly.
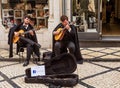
[8,23,38,57]
[52,23,83,61]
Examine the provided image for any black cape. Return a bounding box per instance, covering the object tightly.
[52,23,83,61]
[8,23,38,57]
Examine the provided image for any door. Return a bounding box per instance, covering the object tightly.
[102,0,120,36]
[71,0,101,40]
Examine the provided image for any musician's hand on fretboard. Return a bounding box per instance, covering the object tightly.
[65,24,70,30]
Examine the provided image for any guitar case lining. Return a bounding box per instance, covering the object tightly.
[25,53,79,87]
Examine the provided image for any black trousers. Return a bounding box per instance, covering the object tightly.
[19,37,40,61]
[54,41,75,56]
[106,11,111,23]
[26,43,40,61]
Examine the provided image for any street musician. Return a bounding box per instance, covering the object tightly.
[53,15,83,63]
[8,15,41,66]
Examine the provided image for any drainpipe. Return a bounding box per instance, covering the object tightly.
[0,1,7,48]
[64,0,72,21]
[0,0,5,29]
[48,0,55,48]
[99,0,102,38]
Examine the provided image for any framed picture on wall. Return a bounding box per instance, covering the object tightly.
[36,9,44,17]
[14,10,23,18]
[3,11,8,17]
[37,18,45,27]
[3,9,13,17]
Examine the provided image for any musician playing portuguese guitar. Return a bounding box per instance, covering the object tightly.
[53,15,83,64]
[8,15,41,66]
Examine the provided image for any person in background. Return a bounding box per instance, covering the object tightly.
[106,1,112,23]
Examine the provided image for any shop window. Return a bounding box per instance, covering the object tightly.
[72,0,98,32]
[2,9,14,29]
[2,0,49,29]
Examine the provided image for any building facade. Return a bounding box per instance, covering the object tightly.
[0,0,120,48]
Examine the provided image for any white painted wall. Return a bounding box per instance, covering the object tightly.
[0,0,8,48]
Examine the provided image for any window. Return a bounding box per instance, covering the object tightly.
[2,0,49,29]
[72,0,98,33]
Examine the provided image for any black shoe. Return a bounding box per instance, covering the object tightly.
[9,54,13,58]
[23,61,29,66]
[38,57,40,62]
[19,48,24,52]
[77,59,83,64]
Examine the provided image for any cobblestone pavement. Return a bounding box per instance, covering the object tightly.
[0,47,120,88]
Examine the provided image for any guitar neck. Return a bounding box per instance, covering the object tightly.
[21,29,35,35]
[62,27,66,31]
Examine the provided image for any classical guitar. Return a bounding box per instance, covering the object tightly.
[54,22,75,41]
[13,28,40,43]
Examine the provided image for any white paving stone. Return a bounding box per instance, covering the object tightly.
[0,47,120,87]
[82,71,120,88]
[77,63,108,79]
[0,81,13,88]
[0,76,4,81]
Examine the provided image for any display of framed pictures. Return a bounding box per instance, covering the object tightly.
[36,9,44,17]
[14,10,23,18]
[37,18,45,27]
[2,9,13,17]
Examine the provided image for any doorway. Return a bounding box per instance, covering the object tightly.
[102,0,120,36]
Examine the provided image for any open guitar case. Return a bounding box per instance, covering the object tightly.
[25,53,79,87]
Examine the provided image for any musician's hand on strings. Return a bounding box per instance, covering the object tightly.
[29,30,34,36]
[53,31,60,35]
[14,32,19,37]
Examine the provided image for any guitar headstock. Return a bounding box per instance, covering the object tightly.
[69,21,76,25]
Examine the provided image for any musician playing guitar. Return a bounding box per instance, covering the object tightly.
[53,15,83,63]
[8,15,41,66]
